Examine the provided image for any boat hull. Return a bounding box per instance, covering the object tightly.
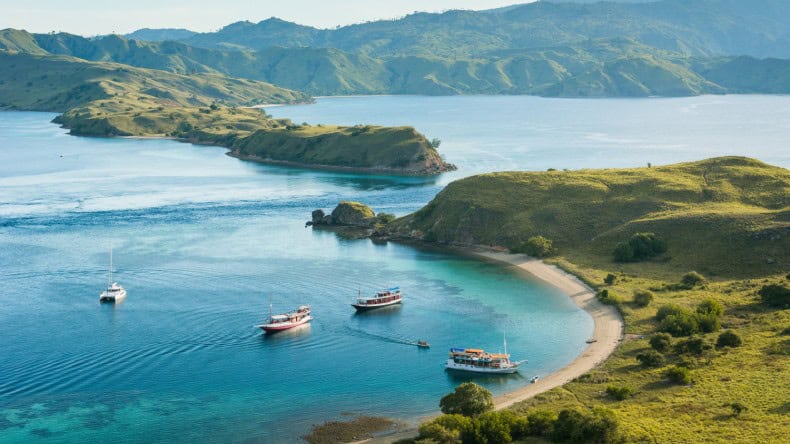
[258,315,312,333]
[99,290,127,303]
[351,299,402,311]
[445,360,520,374]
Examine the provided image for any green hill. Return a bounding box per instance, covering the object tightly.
[389,158,789,442]
[391,157,789,279]
[4,28,790,97]
[175,0,790,59]
[0,51,452,174]
[0,51,308,111]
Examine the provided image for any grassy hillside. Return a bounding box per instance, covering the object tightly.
[55,101,451,174]
[392,157,789,442]
[0,51,308,111]
[391,157,789,278]
[0,51,452,174]
[174,0,790,59]
[5,29,790,97]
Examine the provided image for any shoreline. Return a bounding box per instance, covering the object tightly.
[360,245,624,443]
[227,151,454,176]
[469,250,624,410]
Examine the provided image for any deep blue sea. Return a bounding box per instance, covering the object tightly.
[1,95,789,443]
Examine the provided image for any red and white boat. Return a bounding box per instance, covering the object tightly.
[351,287,402,311]
[257,305,312,333]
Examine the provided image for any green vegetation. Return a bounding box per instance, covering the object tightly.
[512,235,554,257]
[5,2,790,98]
[633,290,654,307]
[439,382,494,417]
[397,158,789,442]
[613,232,667,262]
[716,330,743,349]
[0,51,453,174]
[665,365,692,385]
[605,385,634,401]
[392,157,789,278]
[759,284,790,308]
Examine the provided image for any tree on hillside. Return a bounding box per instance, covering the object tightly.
[758,284,790,308]
[439,382,494,417]
[681,271,706,288]
[516,235,554,257]
[613,232,666,262]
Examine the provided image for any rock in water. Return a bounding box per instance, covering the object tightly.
[330,201,376,226]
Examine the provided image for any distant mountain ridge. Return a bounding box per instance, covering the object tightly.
[3,28,790,98]
[167,0,790,59]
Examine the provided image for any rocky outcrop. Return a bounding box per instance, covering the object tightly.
[307,201,376,227]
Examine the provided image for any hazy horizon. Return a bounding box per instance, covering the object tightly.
[0,0,535,37]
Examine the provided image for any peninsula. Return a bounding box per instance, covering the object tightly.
[0,51,454,175]
[318,157,789,442]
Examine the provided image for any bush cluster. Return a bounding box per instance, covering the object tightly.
[680,271,706,289]
[605,385,634,401]
[758,284,790,308]
[656,299,724,337]
[636,349,665,367]
[513,235,554,257]
[665,365,692,385]
[633,290,654,307]
[649,333,672,352]
[597,289,621,306]
[613,232,667,262]
[423,384,620,444]
[716,330,743,348]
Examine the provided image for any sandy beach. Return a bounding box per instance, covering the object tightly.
[358,249,623,443]
[471,251,624,410]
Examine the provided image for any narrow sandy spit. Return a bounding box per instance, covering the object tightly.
[357,249,624,443]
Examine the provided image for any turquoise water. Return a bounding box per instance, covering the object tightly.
[2,95,789,443]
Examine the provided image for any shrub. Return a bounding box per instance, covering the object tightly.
[697,299,724,317]
[614,232,666,262]
[681,271,706,288]
[674,337,712,355]
[418,414,472,444]
[597,289,621,306]
[696,313,721,333]
[636,350,665,367]
[604,273,617,285]
[656,304,687,322]
[633,290,654,307]
[717,330,743,348]
[439,382,494,417]
[665,366,692,385]
[418,421,462,444]
[470,410,528,444]
[551,408,619,443]
[605,385,634,401]
[376,212,396,224]
[525,409,556,436]
[649,333,672,352]
[516,236,554,257]
[659,313,699,337]
[728,402,747,417]
[758,284,790,308]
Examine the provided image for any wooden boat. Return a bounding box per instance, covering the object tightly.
[351,287,402,311]
[257,304,312,333]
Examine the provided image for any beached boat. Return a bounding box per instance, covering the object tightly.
[530,375,540,383]
[99,248,126,303]
[257,305,312,333]
[351,287,402,311]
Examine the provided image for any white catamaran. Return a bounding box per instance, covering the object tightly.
[99,248,126,303]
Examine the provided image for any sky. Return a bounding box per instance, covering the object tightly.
[1,0,537,36]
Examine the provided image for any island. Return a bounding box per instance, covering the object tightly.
[0,51,455,175]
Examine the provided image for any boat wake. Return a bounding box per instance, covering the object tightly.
[343,325,426,348]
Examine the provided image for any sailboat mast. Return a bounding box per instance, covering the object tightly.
[269,291,273,320]
[108,247,113,287]
[504,332,508,355]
